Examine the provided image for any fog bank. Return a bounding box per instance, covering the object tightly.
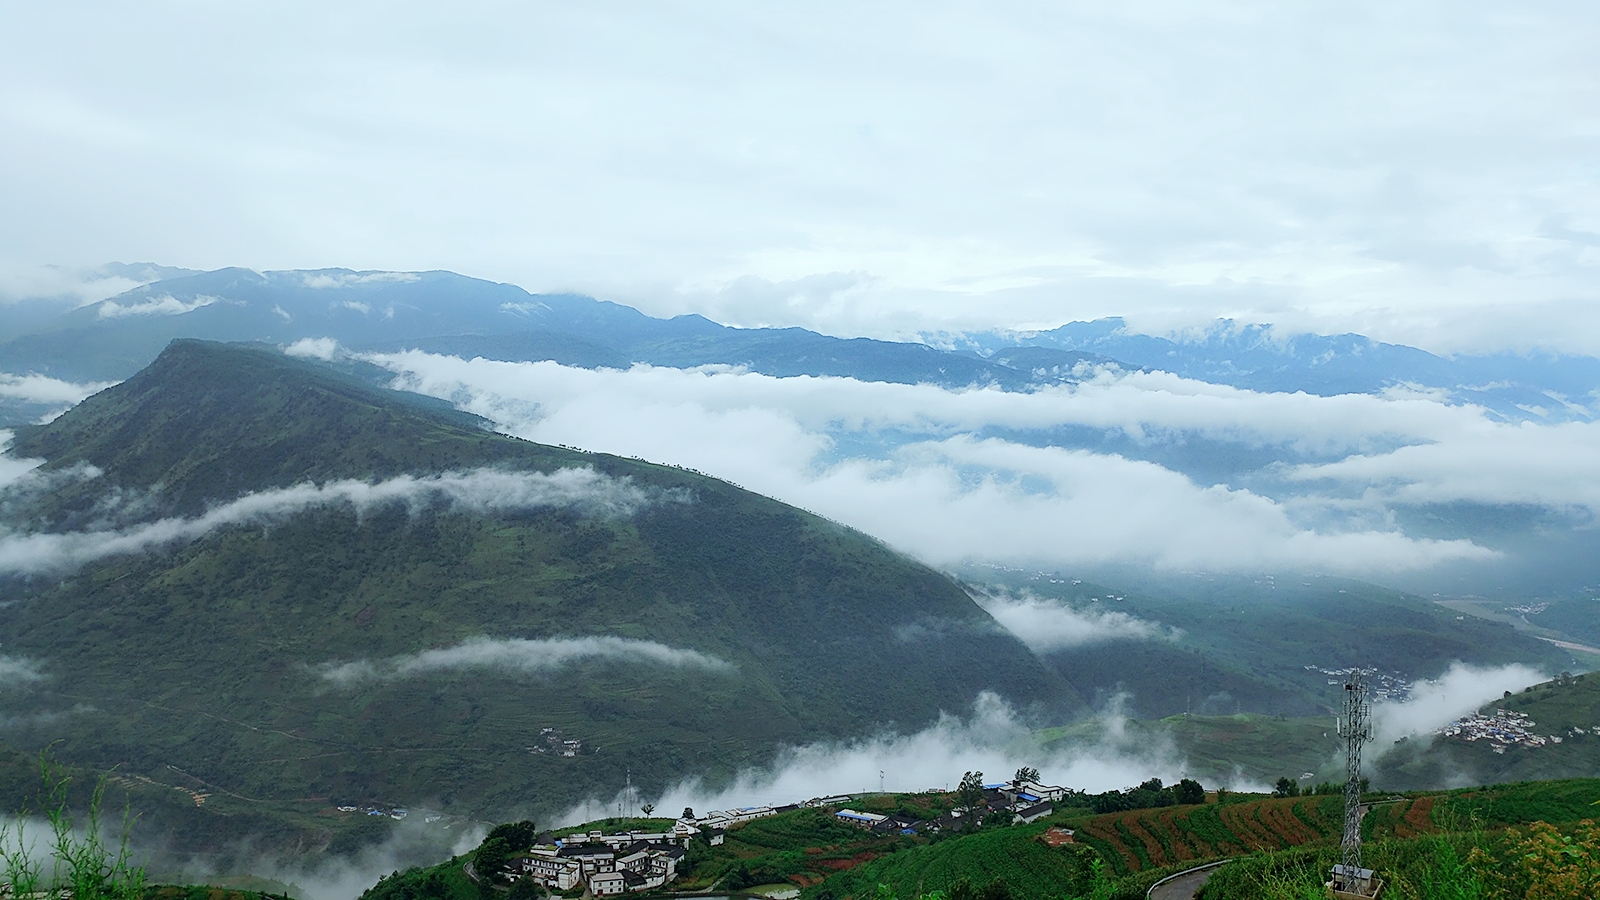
[317,636,731,686]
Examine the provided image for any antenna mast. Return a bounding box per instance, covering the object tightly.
[1327,668,1381,898]
[1339,670,1372,868]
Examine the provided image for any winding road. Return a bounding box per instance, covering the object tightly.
[1147,860,1231,900]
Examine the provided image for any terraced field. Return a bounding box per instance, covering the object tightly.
[1067,778,1600,877]
[1066,794,1470,875]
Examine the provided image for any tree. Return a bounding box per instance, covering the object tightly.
[981,808,1015,829]
[956,770,986,820]
[474,837,511,880]
[683,807,695,820]
[640,803,655,817]
[507,877,543,900]
[486,820,538,853]
[1174,778,1205,805]
[1272,777,1299,798]
[1012,766,1040,785]
[977,879,1013,900]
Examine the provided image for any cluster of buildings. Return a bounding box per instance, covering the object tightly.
[1305,665,1413,702]
[495,779,1070,894]
[1437,707,1595,755]
[511,829,687,895]
[336,804,409,819]
[529,726,584,758]
[832,779,1062,836]
[1437,708,1550,754]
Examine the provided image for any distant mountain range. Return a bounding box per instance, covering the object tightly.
[943,319,1600,422]
[3,266,1595,427]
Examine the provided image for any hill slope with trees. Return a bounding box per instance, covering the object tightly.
[0,340,1078,857]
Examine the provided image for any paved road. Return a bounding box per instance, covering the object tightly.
[1148,861,1228,900]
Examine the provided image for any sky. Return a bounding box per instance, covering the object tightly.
[3,2,1600,353]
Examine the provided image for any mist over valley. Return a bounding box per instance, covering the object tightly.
[6,4,1600,894]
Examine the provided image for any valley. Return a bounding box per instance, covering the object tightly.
[0,320,1594,894]
[9,5,1600,895]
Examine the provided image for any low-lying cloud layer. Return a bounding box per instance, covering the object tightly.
[366,350,1509,575]
[0,373,115,406]
[975,591,1178,652]
[564,692,1205,826]
[317,636,731,686]
[146,814,485,900]
[0,654,45,687]
[0,432,43,490]
[0,466,667,577]
[95,294,218,319]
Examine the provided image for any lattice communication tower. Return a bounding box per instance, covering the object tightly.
[1338,669,1373,869]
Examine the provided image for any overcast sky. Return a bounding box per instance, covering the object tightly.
[3,2,1599,352]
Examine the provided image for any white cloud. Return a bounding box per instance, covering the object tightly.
[317,636,731,686]
[0,466,671,577]
[368,351,1495,574]
[298,271,420,289]
[371,347,1496,457]
[0,654,45,687]
[0,373,115,405]
[0,262,146,307]
[283,337,341,361]
[566,691,1210,825]
[0,432,44,489]
[161,816,485,900]
[1370,663,1547,749]
[95,294,217,318]
[975,590,1177,652]
[1289,420,1600,510]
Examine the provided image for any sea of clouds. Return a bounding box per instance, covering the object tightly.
[341,347,1600,576]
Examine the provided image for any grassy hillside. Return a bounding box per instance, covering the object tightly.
[0,340,1078,858]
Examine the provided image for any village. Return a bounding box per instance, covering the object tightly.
[1435,707,1591,754]
[1304,665,1413,702]
[492,775,1071,895]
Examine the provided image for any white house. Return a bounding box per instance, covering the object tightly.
[835,809,888,829]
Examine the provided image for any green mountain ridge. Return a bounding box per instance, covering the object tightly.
[0,340,1078,859]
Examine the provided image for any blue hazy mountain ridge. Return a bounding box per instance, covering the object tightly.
[0,267,1107,391]
[949,318,1600,423]
[5,267,1597,426]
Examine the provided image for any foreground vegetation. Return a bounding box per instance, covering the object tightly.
[356,777,1600,900]
[0,756,293,900]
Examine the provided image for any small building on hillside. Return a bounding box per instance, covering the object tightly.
[835,809,888,829]
[1015,801,1054,825]
[871,814,922,835]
